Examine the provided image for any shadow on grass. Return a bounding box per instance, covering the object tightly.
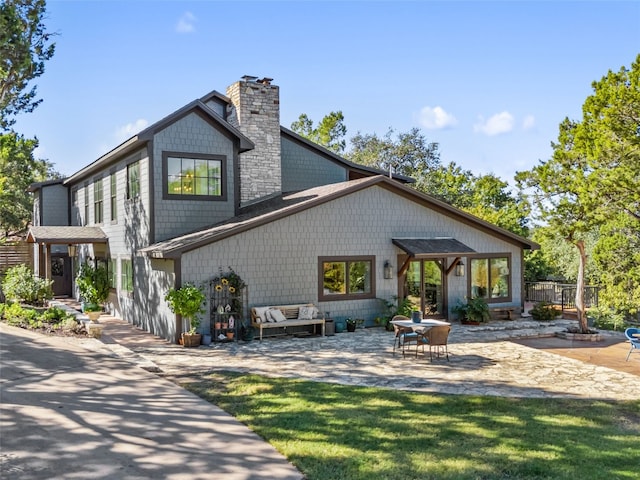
[184,370,640,480]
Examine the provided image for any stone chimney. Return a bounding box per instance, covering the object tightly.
[226,76,281,204]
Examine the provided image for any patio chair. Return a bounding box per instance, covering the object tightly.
[392,315,417,357]
[416,325,451,361]
[624,327,640,361]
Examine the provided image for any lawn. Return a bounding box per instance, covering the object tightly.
[182,372,640,480]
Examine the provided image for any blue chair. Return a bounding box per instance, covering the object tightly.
[624,328,640,361]
[392,315,418,357]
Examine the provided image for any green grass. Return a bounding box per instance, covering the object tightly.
[182,371,640,480]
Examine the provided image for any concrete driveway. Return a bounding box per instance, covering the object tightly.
[0,323,302,480]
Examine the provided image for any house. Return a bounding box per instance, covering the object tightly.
[27,76,538,343]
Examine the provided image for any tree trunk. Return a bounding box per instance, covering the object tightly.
[575,240,588,333]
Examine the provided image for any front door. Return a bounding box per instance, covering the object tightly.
[403,259,445,318]
[51,254,72,297]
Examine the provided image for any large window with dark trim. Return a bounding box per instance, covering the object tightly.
[163,152,224,199]
[93,178,103,224]
[319,256,375,301]
[470,255,511,302]
[127,161,140,199]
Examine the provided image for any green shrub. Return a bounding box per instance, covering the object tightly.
[588,306,627,331]
[1,264,53,306]
[530,302,560,321]
[76,263,110,306]
[40,306,72,325]
[3,303,41,328]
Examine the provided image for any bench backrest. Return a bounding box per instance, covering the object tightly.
[251,303,318,323]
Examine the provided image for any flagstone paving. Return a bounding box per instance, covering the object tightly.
[82,315,640,401]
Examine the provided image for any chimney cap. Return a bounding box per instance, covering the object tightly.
[241,75,258,82]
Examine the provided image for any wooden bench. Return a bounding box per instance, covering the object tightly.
[250,303,325,341]
[489,307,520,320]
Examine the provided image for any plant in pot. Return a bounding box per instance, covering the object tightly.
[76,263,110,322]
[452,296,491,325]
[346,318,358,332]
[165,282,206,347]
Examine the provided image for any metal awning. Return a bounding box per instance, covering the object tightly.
[26,226,108,244]
[392,238,476,258]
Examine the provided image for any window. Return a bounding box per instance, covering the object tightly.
[470,255,511,302]
[121,258,133,292]
[108,258,117,289]
[93,178,103,224]
[319,256,375,301]
[83,185,89,225]
[163,152,225,199]
[110,173,117,221]
[127,161,140,199]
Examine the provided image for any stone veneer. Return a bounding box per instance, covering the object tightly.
[226,77,281,204]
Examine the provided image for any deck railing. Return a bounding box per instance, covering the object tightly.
[525,282,600,312]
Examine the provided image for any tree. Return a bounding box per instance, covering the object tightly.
[0,132,56,237]
[0,0,56,130]
[290,111,347,154]
[517,55,640,330]
[347,127,440,178]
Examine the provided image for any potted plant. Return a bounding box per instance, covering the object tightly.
[165,282,206,347]
[76,263,110,322]
[452,297,491,325]
[346,318,357,332]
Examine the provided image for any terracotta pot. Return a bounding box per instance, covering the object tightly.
[215,322,222,329]
[226,331,235,340]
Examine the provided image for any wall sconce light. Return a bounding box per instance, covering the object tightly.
[67,244,77,257]
[455,260,465,277]
[383,260,393,279]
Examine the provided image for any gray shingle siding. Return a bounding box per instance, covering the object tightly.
[180,185,522,333]
[281,137,347,192]
[152,112,236,242]
[40,184,69,226]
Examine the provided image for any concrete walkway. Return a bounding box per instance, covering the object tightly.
[0,323,302,480]
[82,312,638,401]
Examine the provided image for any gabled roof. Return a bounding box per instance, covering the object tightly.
[280,126,415,184]
[64,100,254,186]
[26,226,107,244]
[140,175,539,259]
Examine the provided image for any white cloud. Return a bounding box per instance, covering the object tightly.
[176,11,197,33]
[114,119,149,143]
[417,106,457,129]
[522,114,535,130]
[473,111,514,136]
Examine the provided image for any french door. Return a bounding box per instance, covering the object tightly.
[403,259,445,318]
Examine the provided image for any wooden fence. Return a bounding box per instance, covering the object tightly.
[0,241,33,276]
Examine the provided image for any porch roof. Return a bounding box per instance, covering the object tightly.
[26,226,108,244]
[392,237,476,258]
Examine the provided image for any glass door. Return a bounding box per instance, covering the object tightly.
[403,259,444,318]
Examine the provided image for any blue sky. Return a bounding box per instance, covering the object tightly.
[14,1,640,185]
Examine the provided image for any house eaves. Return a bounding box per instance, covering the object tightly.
[280,126,415,184]
[64,100,254,186]
[141,175,538,259]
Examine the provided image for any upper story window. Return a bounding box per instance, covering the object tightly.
[163,152,226,200]
[127,161,140,200]
[110,173,117,222]
[319,256,375,301]
[470,255,511,303]
[93,178,103,224]
[83,184,89,225]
